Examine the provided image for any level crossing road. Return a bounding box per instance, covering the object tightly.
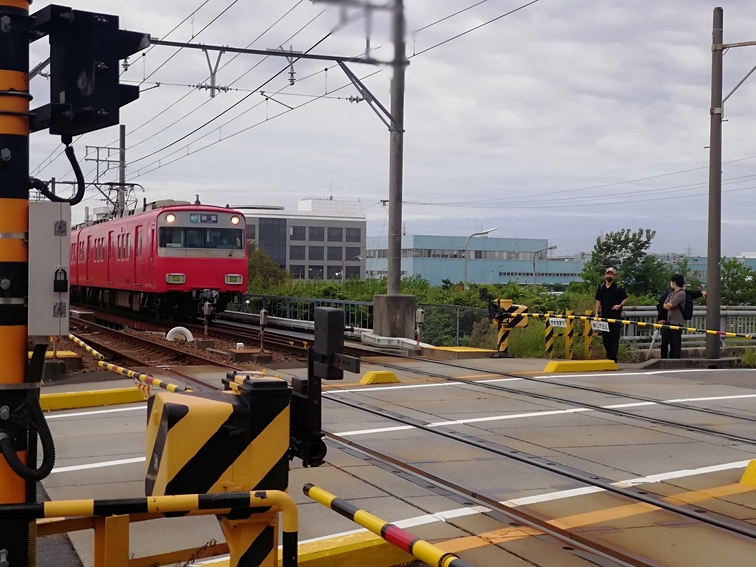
[38,365,756,566]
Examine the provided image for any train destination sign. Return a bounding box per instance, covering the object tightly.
[190,214,218,223]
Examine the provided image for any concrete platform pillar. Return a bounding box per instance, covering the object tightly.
[373,294,416,339]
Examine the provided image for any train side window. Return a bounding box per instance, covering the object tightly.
[126,234,131,259]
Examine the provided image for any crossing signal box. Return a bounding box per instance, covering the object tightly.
[29,5,149,136]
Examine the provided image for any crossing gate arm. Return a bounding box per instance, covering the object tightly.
[304,483,474,567]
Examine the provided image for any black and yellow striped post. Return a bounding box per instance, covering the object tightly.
[304,484,473,567]
[0,0,33,563]
[564,310,574,360]
[146,375,292,566]
[582,310,594,359]
[544,311,554,358]
[489,300,528,358]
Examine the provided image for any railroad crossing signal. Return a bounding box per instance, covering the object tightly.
[29,5,149,136]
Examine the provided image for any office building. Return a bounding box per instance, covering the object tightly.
[244,199,366,280]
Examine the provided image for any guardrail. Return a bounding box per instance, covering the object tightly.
[5,490,298,567]
[232,295,756,350]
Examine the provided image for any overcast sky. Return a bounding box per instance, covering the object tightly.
[28,0,756,257]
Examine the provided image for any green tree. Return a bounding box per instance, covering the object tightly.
[675,257,702,290]
[721,258,756,305]
[579,228,667,297]
[248,244,290,291]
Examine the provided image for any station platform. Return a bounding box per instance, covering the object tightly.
[33,356,756,566]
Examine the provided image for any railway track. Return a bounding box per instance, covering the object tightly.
[70,317,236,370]
[71,306,311,358]
[320,392,756,566]
[363,359,756,448]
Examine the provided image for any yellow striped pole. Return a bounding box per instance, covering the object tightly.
[583,310,594,359]
[0,491,298,567]
[564,310,574,360]
[68,333,105,360]
[304,484,473,567]
[0,1,34,563]
[544,311,554,358]
[96,361,188,393]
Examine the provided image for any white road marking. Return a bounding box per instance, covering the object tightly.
[46,405,145,419]
[51,456,145,474]
[332,390,756,437]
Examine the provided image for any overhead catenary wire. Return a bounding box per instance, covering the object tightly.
[128,28,338,167]
[34,0,310,185]
[126,5,325,150]
[140,0,241,85]
[125,3,542,178]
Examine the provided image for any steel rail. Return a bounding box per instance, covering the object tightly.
[70,317,236,368]
[323,393,756,542]
[417,355,756,426]
[373,360,756,447]
[324,432,642,567]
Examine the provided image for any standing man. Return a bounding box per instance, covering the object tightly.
[594,267,628,362]
[659,274,687,359]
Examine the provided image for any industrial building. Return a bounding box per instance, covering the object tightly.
[365,234,584,287]
[244,198,366,280]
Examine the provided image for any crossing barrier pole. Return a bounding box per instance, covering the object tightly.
[544,311,554,358]
[565,311,574,360]
[583,310,594,359]
[304,483,473,567]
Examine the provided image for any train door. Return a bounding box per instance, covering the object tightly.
[134,225,143,285]
[107,231,114,283]
[146,226,155,285]
[85,235,91,281]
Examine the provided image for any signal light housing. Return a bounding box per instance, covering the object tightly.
[29,5,149,136]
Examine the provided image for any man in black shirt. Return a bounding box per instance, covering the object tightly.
[594,267,628,362]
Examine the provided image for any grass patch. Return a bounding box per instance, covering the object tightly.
[741,348,756,368]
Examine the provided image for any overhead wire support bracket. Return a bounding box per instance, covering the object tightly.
[337,61,402,131]
[149,38,390,66]
[203,47,225,98]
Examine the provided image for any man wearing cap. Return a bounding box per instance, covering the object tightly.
[594,267,628,362]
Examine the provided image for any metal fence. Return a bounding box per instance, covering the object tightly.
[231,296,756,347]
[235,294,374,331]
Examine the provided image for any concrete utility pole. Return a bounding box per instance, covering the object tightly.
[118,124,126,215]
[387,0,406,295]
[706,7,724,361]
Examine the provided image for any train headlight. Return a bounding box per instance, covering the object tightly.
[166,213,176,224]
[166,273,186,284]
[230,215,241,225]
[225,274,243,285]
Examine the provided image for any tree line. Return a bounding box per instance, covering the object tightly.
[247,231,756,307]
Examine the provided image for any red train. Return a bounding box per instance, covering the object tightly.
[70,200,247,318]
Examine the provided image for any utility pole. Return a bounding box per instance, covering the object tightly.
[706,7,724,361]
[386,0,405,295]
[118,124,126,215]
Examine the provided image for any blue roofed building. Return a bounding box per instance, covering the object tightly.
[365,234,585,287]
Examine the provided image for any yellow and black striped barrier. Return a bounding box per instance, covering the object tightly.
[564,311,574,360]
[304,484,474,567]
[543,311,554,358]
[540,312,756,340]
[71,333,189,393]
[582,309,595,358]
[68,333,105,360]
[147,376,292,567]
[489,299,528,357]
[96,361,188,393]
[0,490,298,567]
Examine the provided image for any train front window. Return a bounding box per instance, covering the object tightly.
[159,227,244,249]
